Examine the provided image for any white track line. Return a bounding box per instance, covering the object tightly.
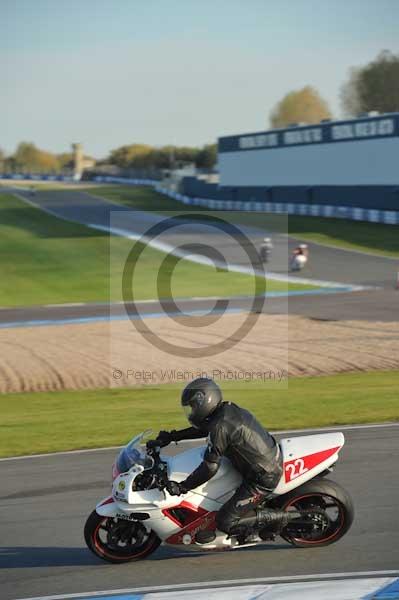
[0,445,122,462]
[1,422,398,462]
[90,222,370,290]
[14,571,399,600]
[0,288,362,314]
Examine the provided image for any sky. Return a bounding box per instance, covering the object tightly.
[1,0,398,158]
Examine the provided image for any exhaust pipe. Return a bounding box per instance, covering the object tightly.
[230,508,305,535]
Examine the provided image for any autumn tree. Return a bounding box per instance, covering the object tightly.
[270,86,332,128]
[0,147,5,171]
[13,142,60,172]
[152,146,201,169]
[195,144,217,169]
[341,50,399,116]
[13,142,36,171]
[108,144,153,169]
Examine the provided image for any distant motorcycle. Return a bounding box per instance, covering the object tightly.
[259,238,273,264]
[290,244,308,271]
[290,254,307,271]
[84,429,354,562]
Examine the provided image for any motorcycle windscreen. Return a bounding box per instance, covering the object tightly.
[116,444,154,475]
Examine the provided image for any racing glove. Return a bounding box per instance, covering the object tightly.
[156,430,174,447]
[156,427,207,447]
[166,480,187,496]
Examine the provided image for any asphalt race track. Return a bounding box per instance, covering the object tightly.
[0,424,398,600]
[1,288,399,327]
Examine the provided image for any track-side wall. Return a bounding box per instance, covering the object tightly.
[90,176,399,225]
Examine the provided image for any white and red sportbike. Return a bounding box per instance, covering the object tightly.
[84,430,354,562]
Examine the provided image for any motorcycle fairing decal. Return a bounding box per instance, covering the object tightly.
[284,446,341,483]
[99,496,114,506]
[236,492,262,508]
[164,500,217,544]
[112,463,120,480]
[162,499,207,527]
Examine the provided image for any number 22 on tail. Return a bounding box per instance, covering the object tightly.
[284,458,308,482]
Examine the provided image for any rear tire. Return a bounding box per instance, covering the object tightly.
[275,478,354,548]
[84,510,161,563]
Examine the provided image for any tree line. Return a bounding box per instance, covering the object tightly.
[1,50,398,174]
[270,50,399,127]
[0,141,217,174]
[106,143,217,171]
[0,142,75,175]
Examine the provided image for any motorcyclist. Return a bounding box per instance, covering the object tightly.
[259,237,273,263]
[155,377,283,544]
[290,243,308,271]
[292,243,308,257]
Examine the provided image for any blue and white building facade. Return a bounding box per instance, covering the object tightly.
[218,113,399,187]
[175,112,399,223]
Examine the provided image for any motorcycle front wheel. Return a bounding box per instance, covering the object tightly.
[84,510,161,563]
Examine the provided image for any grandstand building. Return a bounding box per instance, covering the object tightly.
[182,113,399,211]
[218,113,399,187]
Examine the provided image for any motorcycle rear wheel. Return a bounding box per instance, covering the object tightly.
[276,478,354,548]
[84,510,161,563]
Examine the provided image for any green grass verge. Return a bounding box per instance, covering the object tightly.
[85,185,188,212]
[284,215,399,258]
[0,371,398,457]
[0,193,311,307]
[88,185,399,258]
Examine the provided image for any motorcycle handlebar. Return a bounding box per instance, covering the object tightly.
[146,438,169,450]
[146,439,160,450]
[145,441,171,490]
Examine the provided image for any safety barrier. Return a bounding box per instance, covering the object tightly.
[0,173,73,181]
[3,172,398,225]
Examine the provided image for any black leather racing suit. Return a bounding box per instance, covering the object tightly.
[170,402,283,535]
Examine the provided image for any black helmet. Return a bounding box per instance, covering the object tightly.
[181,378,222,428]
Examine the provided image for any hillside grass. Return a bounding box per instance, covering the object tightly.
[0,371,398,456]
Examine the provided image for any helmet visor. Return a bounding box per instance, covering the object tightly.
[183,403,193,421]
[183,402,202,428]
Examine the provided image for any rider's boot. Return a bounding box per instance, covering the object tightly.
[229,525,261,545]
[195,529,217,544]
[195,510,301,547]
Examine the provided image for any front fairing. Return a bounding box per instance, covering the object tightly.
[112,470,165,507]
[109,434,237,514]
[113,431,154,480]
